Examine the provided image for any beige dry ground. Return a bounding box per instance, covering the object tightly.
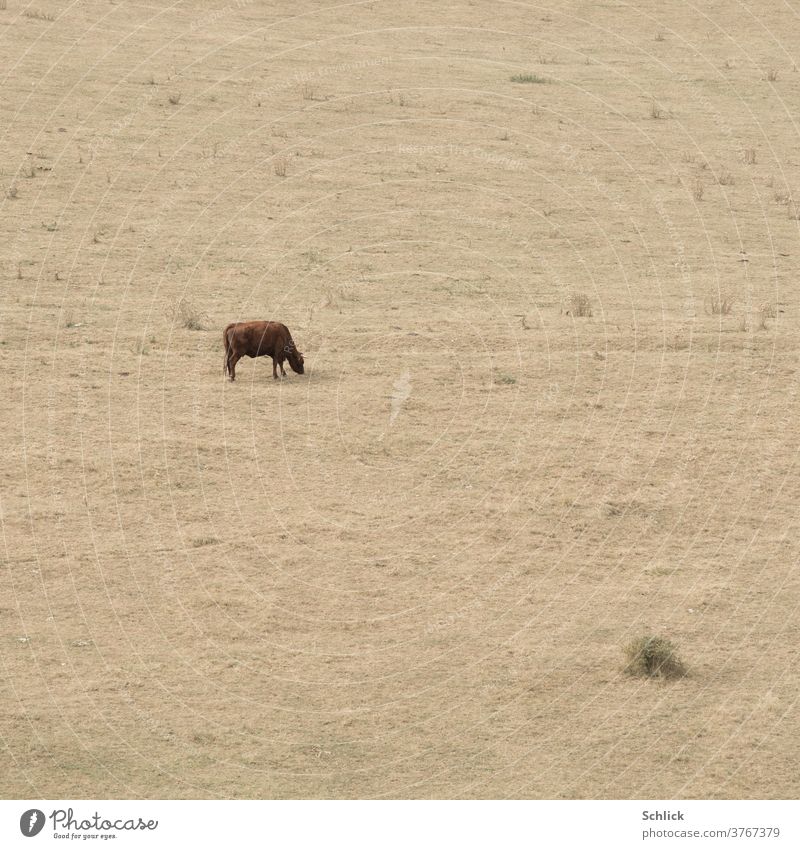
[2,0,800,799]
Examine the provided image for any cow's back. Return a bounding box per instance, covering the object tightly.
[228,320,293,358]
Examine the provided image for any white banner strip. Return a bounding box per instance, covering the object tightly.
[1,800,797,848]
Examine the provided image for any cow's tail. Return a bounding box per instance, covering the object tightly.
[223,324,233,377]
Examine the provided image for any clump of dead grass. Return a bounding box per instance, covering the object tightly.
[173,298,206,331]
[510,73,550,84]
[708,294,734,315]
[624,635,686,679]
[569,293,593,317]
[756,302,777,330]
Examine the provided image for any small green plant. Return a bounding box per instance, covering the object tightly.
[570,293,593,317]
[624,635,686,679]
[510,73,550,84]
[496,374,517,385]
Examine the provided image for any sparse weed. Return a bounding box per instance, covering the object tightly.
[655,31,665,42]
[273,155,288,177]
[510,73,550,84]
[650,100,665,119]
[692,179,704,201]
[168,92,182,105]
[6,186,18,199]
[708,294,734,315]
[24,9,54,20]
[624,635,686,679]
[765,67,779,82]
[570,293,593,317]
[757,302,777,329]
[743,147,756,165]
[496,374,517,385]
[303,248,324,266]
[321,282,358,310]
[173,298,206,331]
[717,168,735,186]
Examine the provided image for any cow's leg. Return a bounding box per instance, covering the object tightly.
[280,358,286,377]
[272,357,279,380]
[229,353,240,381]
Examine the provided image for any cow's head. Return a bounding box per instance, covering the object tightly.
[285,342,305,374]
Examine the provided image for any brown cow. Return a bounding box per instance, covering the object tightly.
[223,321,305,382]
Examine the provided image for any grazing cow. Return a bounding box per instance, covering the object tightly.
[223,321,305,382]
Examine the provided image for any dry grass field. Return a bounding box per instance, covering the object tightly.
[2,0,800,799]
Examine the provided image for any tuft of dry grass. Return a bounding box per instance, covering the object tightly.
[173,298,206,331]
[321,282,358,310]
[650,100,664,119]
[510,73,550,84]
[24,9,54,20]
[756,302,777,330]
[743,147,756,165]
[708,294,734,315]
[717,168,735,186]
[569,293,593,317]
[273,155,288,177]
[692,178,704,201]
[765,67,779,82]
[168,92,182,105]
[624,635,686,679]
